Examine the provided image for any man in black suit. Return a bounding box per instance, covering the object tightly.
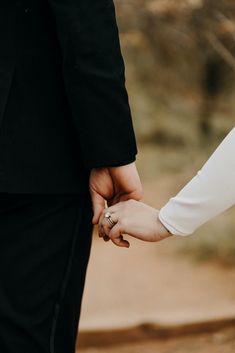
[0,1,142,352]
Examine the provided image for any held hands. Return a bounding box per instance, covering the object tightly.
[89,162,143,225]
[98,200,172,248]
[89,162,171,248]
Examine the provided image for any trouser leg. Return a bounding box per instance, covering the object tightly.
[0,193,93,353]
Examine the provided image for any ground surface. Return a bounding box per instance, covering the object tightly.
[80,234,235,331]
[79,326,235,353]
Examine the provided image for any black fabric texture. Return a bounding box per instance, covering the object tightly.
[0,0,137,194]
[0,192,93,353]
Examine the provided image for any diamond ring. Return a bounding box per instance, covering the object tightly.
[104,211,116,227]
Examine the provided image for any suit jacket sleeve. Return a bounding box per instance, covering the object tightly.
[48,0,137,169]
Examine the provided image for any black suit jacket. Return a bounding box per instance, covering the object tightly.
[0,0,137,194]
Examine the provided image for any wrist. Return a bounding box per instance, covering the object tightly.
[156,212,173,239]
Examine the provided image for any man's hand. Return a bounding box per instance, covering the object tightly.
[89,162,143,225]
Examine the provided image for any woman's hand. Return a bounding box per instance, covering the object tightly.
[98,200,172,248]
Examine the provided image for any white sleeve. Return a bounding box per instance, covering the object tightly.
[158,128,235,236]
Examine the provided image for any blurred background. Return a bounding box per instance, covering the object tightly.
[119,0,235,264]
[78,1,235,352]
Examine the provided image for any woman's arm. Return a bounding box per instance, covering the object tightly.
[159,127,235,235]
[99,128,235,247]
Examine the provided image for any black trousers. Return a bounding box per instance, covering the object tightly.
[0,193,93,353]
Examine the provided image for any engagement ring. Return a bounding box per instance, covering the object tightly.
[104,211,116,227]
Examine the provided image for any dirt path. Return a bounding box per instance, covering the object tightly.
[79,235,235,330]
[78,325,235,353]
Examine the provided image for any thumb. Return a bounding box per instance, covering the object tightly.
[90,191,106,225]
